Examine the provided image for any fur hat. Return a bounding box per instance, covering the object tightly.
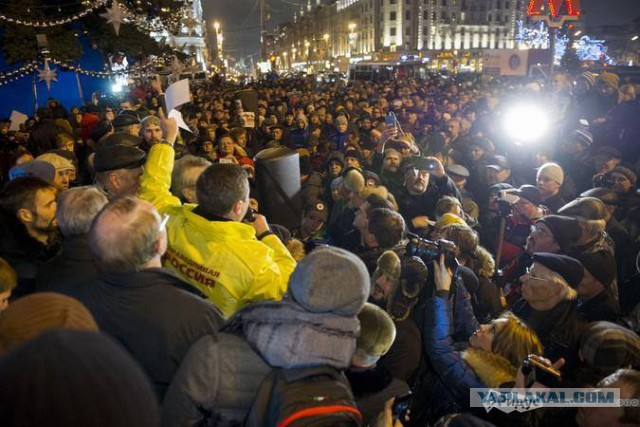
[356,303,396,357]
[387,256,428,321]
[536,162,564,186]
[374,250,402,282]
[288,247,370,316]
[342,168,366,194]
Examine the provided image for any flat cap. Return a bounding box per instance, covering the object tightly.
[94,145,146,172]
[515,184,542,206]
[486,155,511,171]
[111,113,141,128]
[446,164,470,178]
[99,133,143,149]
[532,252,584,286]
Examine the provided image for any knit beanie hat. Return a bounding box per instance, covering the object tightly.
[288,246,370,316]
[0,293,98,354]
[570,129,593,147]
[611,166,637,186]
[575,250,616,288]
[579,71,597,88]
[579,322,640,378]
[597,73,620,90]
[356,303,396,357]
[537,162,564,185]
[536,215,582,254]
[0,330,160,427]
[140,114,161,130]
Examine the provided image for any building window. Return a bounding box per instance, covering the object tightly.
[461,27,465,36]
[442,0,447,5]
[390,11,396,20]
[390,27,397,36]
[441,11,447,19]
[390,0,396,4]
[423,26,428,35]
[405,10,410,20]
[406,26,411,35]
[423,10,428,19]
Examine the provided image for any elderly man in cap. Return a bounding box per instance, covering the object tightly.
[396,156,460,237]
[36,153,75,192]
[111,111,141,136]
[162,247,370,426]
[486,155,516,186]
[446,164,479,220]
[513,253,586,377]
[93,136,146,200]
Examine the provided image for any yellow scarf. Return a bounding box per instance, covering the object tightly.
[461,348,517,388]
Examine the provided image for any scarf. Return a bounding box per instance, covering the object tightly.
[222,299,360,369]
[461,348,517,388]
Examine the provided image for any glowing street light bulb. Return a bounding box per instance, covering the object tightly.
[323,33,330,41]
[348,22,356,31]
[632,35,639,41]
[213,21,220,31]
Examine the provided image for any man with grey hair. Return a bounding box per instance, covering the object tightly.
[171,155,211,204]
[35,186,108,294]
[67,196,222,399]
[513,252,586,378]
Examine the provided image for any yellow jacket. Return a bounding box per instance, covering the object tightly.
[140,143,296,318]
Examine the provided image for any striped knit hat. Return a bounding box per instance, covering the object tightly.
[0,292,98,354]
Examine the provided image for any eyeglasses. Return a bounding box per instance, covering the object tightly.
[524,267,547,283]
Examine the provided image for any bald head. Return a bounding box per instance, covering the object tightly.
[89,197,166,273]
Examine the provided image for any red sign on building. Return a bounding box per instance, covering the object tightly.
[527,0,581,18]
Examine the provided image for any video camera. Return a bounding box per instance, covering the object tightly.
[405,234,459,275]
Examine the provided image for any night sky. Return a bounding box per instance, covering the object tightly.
[201,0,640,60]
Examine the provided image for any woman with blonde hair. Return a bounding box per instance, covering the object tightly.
[412,254,542,425]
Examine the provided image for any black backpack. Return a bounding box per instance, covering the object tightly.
[244,366,363,427]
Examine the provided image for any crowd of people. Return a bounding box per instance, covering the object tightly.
[0,69,640,427]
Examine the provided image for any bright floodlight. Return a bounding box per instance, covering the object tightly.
[502,104,549,143]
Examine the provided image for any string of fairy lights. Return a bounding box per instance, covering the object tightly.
[0,57,159,86]
[0,0,188,33]
[0,0,194,87]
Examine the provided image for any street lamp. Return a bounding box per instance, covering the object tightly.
[632,35,639,41]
